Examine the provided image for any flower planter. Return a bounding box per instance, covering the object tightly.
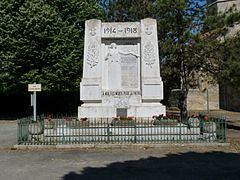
[111,117,136,126]
[188,117,200,127]
[152,119,178,126]
[65,119,90,128]
[202,121,216,133]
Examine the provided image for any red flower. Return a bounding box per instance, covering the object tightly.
[203,116,208,121]
[191,113,198,117]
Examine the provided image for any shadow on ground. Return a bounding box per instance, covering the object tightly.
[62,151,240,180]
[228,124,240,131]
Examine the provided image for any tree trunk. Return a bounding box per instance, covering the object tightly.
[180,59,188,122]
[180,86,188,122]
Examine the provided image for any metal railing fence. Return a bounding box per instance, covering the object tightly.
[17,115,227,145]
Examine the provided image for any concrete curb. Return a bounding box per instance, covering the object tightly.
[13,143,230,150]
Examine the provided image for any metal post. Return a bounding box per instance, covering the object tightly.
[134,123,137,143]
[107,123,110,144]
[33,91,37,121]
[207,89,210,114]
[28,82,41,122]
[224,118,227,142]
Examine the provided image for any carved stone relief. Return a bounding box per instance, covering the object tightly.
[105,43,139,63]
[89,28,96,36]
[114,96,129,108]
[104,42,139,89]
[143,41,155,68]
[105,43,120,63]
[86,41,99,68]
[145,26,153,35]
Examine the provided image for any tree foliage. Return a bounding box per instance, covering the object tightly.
[156,0,207,119]
[103,0,206,119]
[202,5,240,87]
[216,33,240,87]
[0,0,102,93]
[1,0,239,116]
[101,0,153,21]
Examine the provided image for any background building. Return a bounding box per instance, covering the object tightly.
[170,0,240,112]
[207,0,240,14]
[208,0,240,112]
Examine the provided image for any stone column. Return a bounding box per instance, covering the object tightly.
[80,19,102,103]
[140,18,163,102]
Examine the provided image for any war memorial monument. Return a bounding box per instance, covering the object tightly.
[78,18,166,119]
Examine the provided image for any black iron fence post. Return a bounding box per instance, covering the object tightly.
[107,123,110,144]
[134,122,137,143]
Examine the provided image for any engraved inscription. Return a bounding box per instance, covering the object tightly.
[101,22,140,38]
[121,54,138,88]
[104,27,117,34]
[103,27,138,35]
[124,27,138,34]
[102,91,141,96]
[86,41,99,68]
[143,42,155,68]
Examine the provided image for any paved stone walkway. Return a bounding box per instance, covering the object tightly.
[0,114,240,180]
[0,147,240,180]
[0,121,17,149]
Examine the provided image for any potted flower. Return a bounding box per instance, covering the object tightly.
[111,116,136,126]
[45,114,55,129]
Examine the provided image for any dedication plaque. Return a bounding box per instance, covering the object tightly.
[121,54,138,89]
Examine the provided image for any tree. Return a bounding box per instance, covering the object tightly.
[202,7,240,88]
[218,34,240,87]
[157,0,209,120]
[102,0,155,21]
[103,0,207,120]
[0,0,103,93]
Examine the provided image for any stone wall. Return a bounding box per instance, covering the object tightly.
[216,0,240,13]
[220,86,240,111]
[208,0,240,14]
[207,0,240,112]
[187,70,219,111]
[168,71,220,111]
[187,85,219,111]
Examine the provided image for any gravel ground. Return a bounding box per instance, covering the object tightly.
[0,121,17,149]
[0,110,240,180]
[0,146,240,180]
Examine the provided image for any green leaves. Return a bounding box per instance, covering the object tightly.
[0,0,102,93]
[103,0,207,119]
[201,4,240,87]
[217,34,240,87]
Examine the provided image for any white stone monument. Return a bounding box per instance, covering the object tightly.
[78,18,166,119]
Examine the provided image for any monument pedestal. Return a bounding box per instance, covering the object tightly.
[78,103,166,119]
[78,18,166,120]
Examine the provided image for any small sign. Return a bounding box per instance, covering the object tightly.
[116,108,127,117]
[28,84,41,92]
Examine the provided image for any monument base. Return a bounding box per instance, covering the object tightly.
[78,103,166,119]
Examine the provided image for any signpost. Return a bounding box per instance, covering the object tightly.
[28,83,41,121]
